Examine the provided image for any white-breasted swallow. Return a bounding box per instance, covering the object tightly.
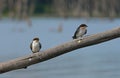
[30,37,41,53]
[72,24,88,39]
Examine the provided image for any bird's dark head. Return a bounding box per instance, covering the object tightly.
[80,24,88,27]
[33,37,39,41]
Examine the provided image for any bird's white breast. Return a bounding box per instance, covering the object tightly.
[77,28,86,37]
[32,41,40,53]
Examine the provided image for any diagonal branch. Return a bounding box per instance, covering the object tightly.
[0,27,120,74]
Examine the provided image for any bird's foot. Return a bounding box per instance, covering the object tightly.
[77,37,83,43]
[78,37,83,40]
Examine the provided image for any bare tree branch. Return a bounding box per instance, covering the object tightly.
[0,27,120,74]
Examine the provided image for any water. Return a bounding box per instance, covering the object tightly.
[0,17,120,78]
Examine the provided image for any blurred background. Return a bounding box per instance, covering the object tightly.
[0,0,120,78]
[0,0,120,19]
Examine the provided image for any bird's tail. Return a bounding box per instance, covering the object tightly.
[72,36,76,39]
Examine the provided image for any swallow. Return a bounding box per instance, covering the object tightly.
[72,24,88,39]
[30,37,41,53]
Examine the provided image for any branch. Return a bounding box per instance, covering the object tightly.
[0,27,120,74]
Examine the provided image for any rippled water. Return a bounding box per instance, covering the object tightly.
[0,17,120,78]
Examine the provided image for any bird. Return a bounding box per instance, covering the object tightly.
[72,24,88,39]
[30,37,41,53]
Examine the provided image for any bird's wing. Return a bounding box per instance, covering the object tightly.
[73,26,80,39]
[85,29,87,34]
[39,42,42,50]
[30,42,32,50]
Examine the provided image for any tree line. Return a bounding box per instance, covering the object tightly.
[0,0,120,19]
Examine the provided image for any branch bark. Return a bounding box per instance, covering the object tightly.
[0,27,120,74]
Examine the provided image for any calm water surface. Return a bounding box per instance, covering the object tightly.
[0,18,120,78]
